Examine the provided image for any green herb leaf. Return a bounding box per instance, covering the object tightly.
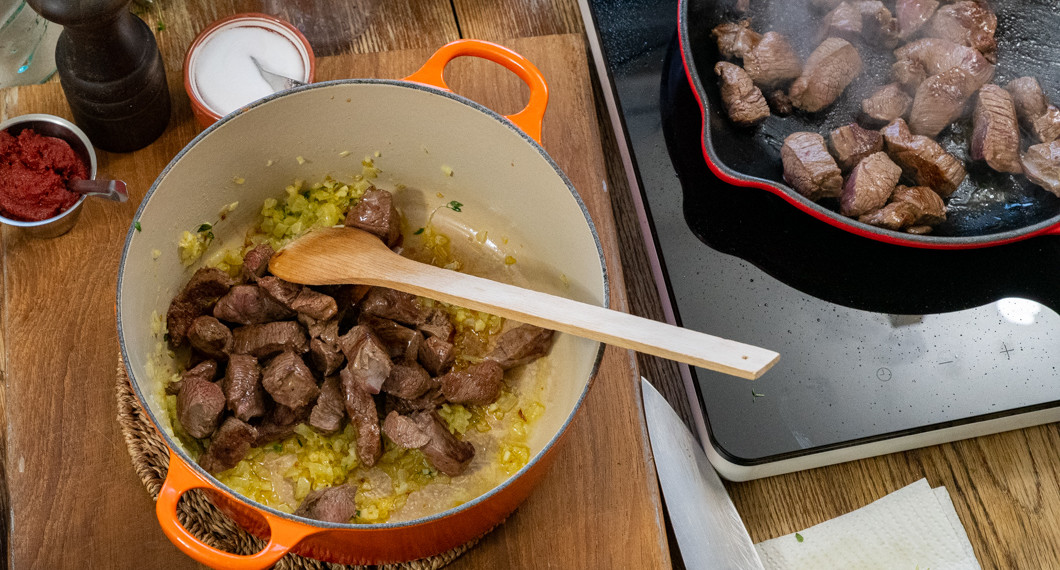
[272,444,282,452]
[752,389,765,400]
[205,231,215,241]
[162,332,170,342]
[446,200,463,212]
[134,221,142,232]
[414,227,425,235]
[197,223,213,233]
[156,21,166,31]
[795,532,804,543]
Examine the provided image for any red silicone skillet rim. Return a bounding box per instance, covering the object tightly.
[674,0,1060,250]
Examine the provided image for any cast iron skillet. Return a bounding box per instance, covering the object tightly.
[678,0,1060,249]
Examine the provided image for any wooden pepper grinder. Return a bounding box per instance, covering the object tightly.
[26,0,170,152]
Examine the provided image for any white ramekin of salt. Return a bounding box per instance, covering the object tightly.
[184,13,315,127]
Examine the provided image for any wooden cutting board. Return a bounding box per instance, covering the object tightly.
[0,34,670,568]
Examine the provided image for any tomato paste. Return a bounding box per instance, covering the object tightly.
[0,128,87,222]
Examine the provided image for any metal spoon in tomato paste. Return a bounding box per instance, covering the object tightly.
[69,179,128,202]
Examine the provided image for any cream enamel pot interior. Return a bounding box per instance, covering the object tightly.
[117,40,607,568]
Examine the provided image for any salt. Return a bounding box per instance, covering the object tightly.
[193,26,306,117]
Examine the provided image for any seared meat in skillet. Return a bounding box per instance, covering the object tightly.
[344,186,401,248]
[485,324,555,370]
[714,62,771,126]
[896,0,939,40]
[781,132,844,200]
[819,1,899,48]
[712,20,761,60]
[1022,141,1060,197]
[742,32,803,89]
[840,152,903,217]
[830,123,884,172]
[1005,77,1060,144]
[924,1,998,63]
[214,284,295,325]
[881,118,966,196]
[862,83,913,124]
[440,360,505,406]
[971,84,1022,173]
[859,185,947,230]
[262,351,320,410]
[231,321,309,358]
[309,375,346,434]
[240,242,274,282]
[789,38,863,113]
[893,39,995,136]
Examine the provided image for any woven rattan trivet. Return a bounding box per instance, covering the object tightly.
[116,357,482,569]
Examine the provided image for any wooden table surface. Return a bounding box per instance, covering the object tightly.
[1,1,1059,569]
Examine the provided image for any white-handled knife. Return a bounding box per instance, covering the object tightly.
[642,377,764,569]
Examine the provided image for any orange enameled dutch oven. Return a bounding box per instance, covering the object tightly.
[117,40,607,568]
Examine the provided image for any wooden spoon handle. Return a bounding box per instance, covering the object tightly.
[365,255,779,380]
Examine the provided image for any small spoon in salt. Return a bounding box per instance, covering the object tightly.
[250,56,307,92]
[69,178,129,202]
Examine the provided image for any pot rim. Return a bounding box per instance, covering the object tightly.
[117,77,609,531]
[676,0,1060,250]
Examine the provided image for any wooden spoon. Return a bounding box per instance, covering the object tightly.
[269,227,779,380]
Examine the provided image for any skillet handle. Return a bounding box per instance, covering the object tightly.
[1044,224,1060,236]
[404,39,549,144]
[157,450,315,569]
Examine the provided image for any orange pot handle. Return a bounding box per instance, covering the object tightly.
[404,39,549,144]
[157,450,315,569]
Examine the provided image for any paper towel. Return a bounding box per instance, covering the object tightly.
[754,479,980,569]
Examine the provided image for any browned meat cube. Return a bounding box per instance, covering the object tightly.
[897,39,995,136]
[231,321,308,358]
[881,119,966,197]
[176,375,225,439]
[262,351,320,410]
[418,336,456,377]
[862,84,912,125]
[166,267,235,348]
[382,360,434,400]
[383,411,432,448]
[742,32,802,89]
[1022,141,1060,197]
[340,368,381,467]
[714,62,770,127]
[213,285,294,325]
[440,360,505,406]
[302,316,339,345]
[199,418,257,474]
[345,187,401,248]
[485,324,555,370]
[240,242,274,282]
[712,20,761,60]
[359,287,429,327]
[789,38,862,113]
[1006,77,1060,144]
[254,403,310,447]
[971,85,1022,174]
[896,0,939,40]
[830,123,884,172]
[338,325,392,394]
[167,359,218,396]
[413,410,475,476]
[187,315,232,360]
[257,275,301,306]
[840,152,903,217]
[924,1,997,63]
[859,185,946,230]
[418,308,454,340]
[386,388,446,416]
[766,90,794,115]
[294,485,357,524]
[819,1,898,48]
[223,353,266,422]
[781,132,844,200]
[309,375,346,435]
[360,315,422,361]
[309,338,345,376]
[290,289,338,321]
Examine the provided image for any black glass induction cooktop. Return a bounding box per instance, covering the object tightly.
[582,0,1060,477]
